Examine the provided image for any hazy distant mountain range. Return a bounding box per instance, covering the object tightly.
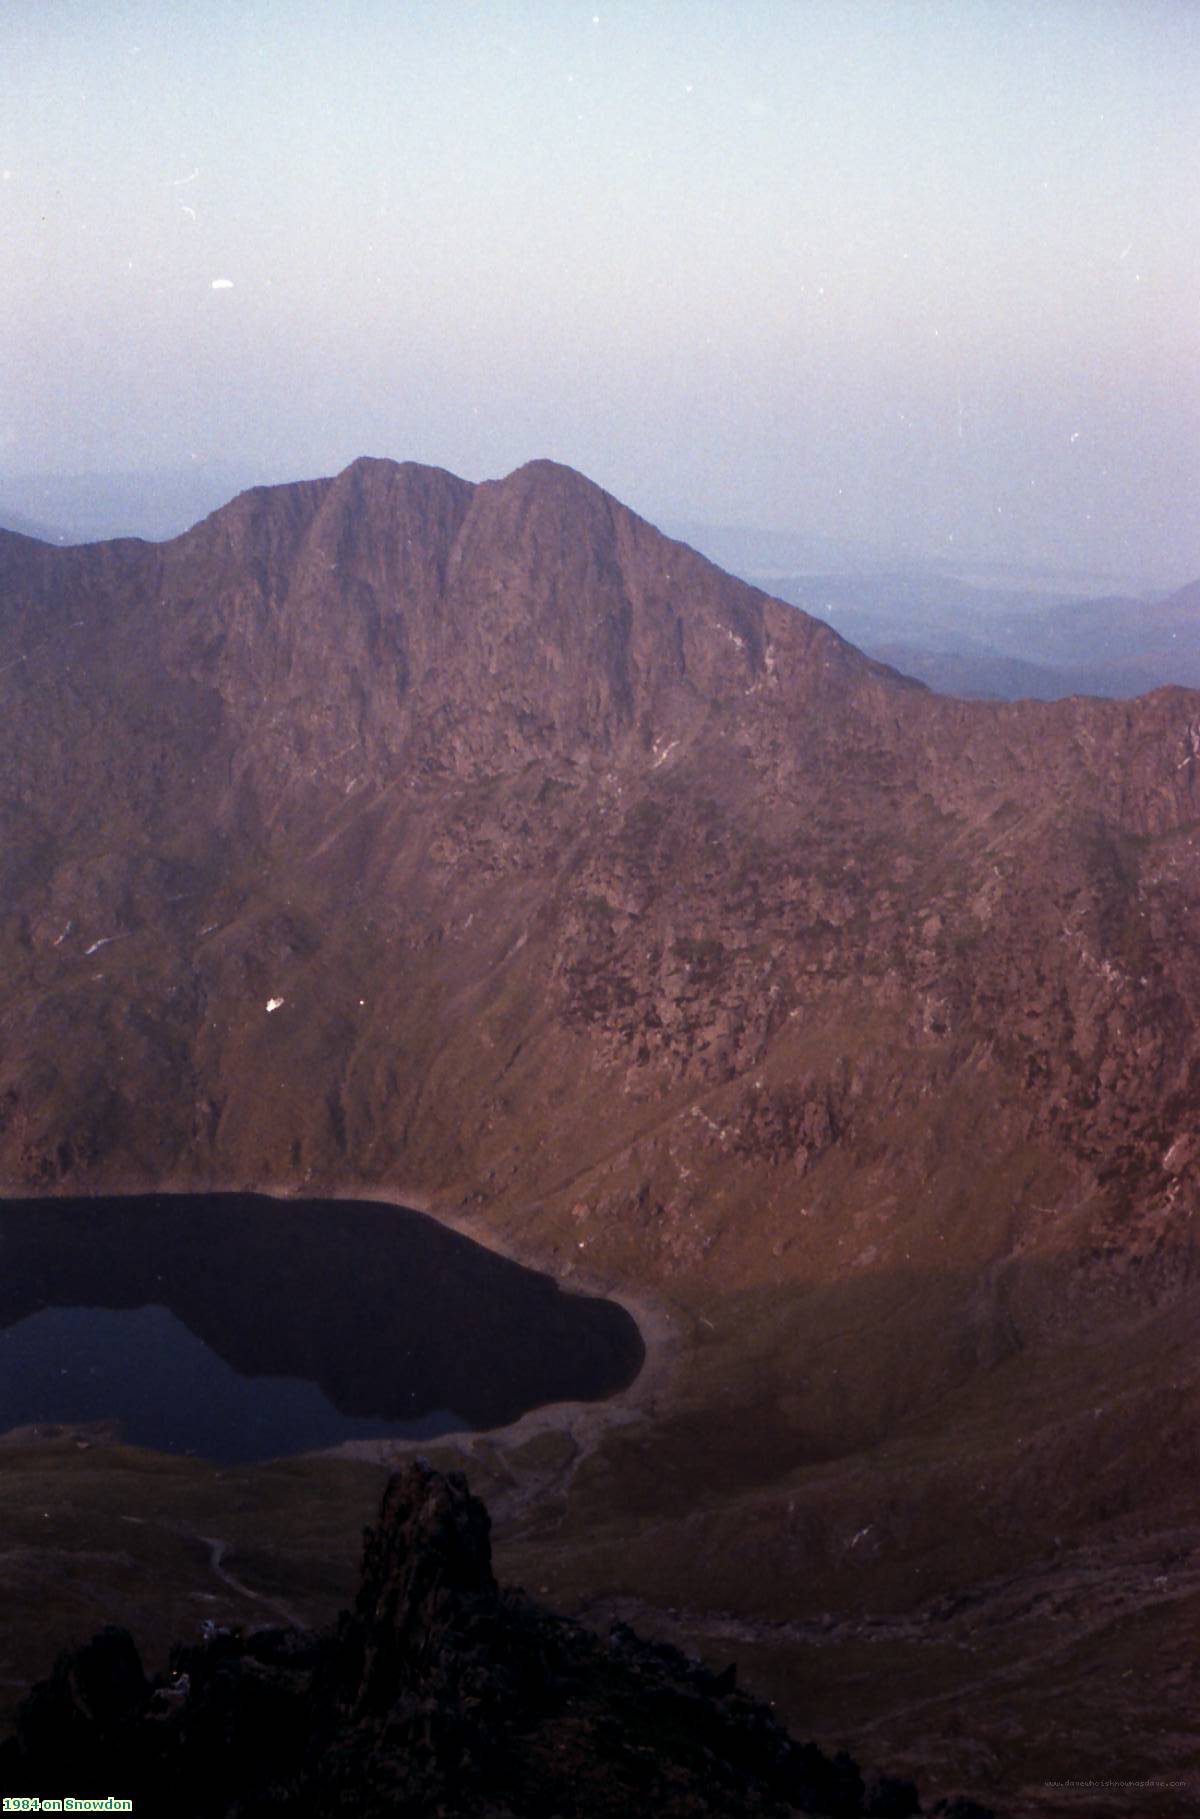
[668,516,1151,596]
[671,519,1198,698]
[0,463,269,547]
[0,506,72,545]
[761,570,1200,699]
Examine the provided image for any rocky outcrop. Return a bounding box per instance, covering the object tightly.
[0,1462,994,1818]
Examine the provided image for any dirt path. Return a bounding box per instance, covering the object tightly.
[194,1533,304,1627]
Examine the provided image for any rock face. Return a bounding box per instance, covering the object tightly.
[0,1461,991,1818]
[2,458,1198,1302]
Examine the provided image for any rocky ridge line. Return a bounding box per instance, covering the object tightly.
[0,1461,995,1818]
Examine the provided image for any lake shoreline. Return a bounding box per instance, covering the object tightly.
[0,1177,680,1472]
[260,1179,682,1470]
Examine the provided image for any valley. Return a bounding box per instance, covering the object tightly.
[2,457,1199,1813]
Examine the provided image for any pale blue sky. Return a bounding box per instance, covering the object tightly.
[3,0,1197,578]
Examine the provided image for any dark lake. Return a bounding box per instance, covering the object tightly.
[0,1194,644,1464]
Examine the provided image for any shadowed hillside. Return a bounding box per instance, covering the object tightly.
[0,1461,994,1818]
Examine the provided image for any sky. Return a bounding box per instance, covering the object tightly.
[3,0,1198,581]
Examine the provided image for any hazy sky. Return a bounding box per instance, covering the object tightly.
[4,0,1198,579]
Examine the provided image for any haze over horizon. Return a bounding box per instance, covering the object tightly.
[4,0,1198,583]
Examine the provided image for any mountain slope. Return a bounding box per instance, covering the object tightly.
[3,457,1197,1251]
[2,457,1200,1810]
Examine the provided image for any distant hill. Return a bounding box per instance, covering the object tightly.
[861,641,1112,701]
[0,508,70,545]
[765,568,1200,698]
[1023,576,1200,685]
[0,463,266,544]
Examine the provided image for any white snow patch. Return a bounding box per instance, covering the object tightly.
[266,997,285,1013]
[1163,1136,1191,1173]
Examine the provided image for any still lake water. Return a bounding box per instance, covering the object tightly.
[0,1194,644,1463]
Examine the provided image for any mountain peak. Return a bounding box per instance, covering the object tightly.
[331,453,475,495]
[500,455,609,490]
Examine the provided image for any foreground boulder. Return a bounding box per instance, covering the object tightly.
[0,1462,994,1817]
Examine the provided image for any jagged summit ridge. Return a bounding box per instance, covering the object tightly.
[0,452,877,803]
[176,454,676,588]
